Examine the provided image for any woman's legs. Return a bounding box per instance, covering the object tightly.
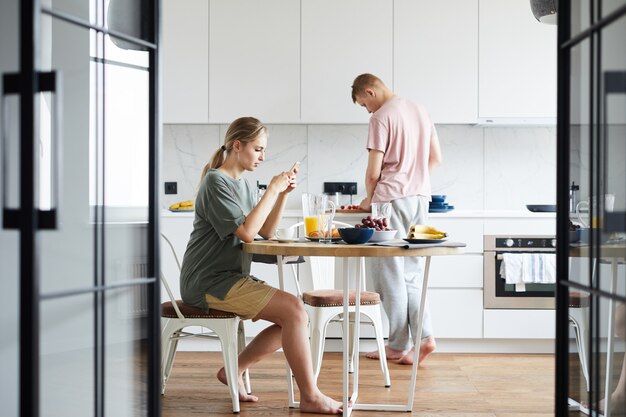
[238,290,342,414]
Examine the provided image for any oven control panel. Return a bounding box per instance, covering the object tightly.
[495,237,556,249]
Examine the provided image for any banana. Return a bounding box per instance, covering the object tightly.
[409,224,445,235]
[408,232,446,240]
[169,200,194,210]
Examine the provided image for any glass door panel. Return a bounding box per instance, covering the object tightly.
[0,1,21,415]
[38,15,96,295]
[40,294,95,417]
[104,286,149,417]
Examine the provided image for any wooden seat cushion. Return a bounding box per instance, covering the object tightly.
[568,291,590,308]
[161,300,237,319]
[302,290,381,307]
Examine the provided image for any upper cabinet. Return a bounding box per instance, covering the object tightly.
[161,1,557,124]
[394,0,478,124]
[478,0,557,123]
[208,0,300,124]
[162,0,209,123]
[300,0,392,123]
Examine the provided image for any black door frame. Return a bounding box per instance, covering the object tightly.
[5,1,161,416]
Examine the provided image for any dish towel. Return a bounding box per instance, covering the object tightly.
[499,253,557,292]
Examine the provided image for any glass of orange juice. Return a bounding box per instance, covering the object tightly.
[304,216,319,236]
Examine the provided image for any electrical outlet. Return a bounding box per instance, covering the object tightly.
[323,182,357,195]
[164,182,178,195]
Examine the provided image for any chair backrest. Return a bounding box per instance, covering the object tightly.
[160,233,185,320]
[289,220,364,293]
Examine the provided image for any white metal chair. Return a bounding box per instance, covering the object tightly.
[160,233,250,413]
[283,221,391,387]
[569,291,590,392]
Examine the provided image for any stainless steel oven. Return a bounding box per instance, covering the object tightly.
[484,235,556,309]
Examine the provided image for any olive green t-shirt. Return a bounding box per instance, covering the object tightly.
[179,169,256,310]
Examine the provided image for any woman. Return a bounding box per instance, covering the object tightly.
[179,117,342,414]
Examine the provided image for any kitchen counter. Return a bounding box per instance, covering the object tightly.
[161,209,556,219]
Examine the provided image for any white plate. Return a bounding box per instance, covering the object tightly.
[275,238,300,243]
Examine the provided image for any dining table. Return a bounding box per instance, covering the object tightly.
[569,242,626,417]
[243,238,465,416]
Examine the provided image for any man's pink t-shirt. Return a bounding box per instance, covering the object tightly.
[366,96,436,203]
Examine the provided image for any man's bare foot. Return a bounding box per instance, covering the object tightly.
[299,392,343,415]
[365,345,406,360]
[593,389,626,414]
[216,367,258,402]
[396,337,436,365]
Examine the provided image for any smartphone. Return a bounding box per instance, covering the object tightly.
[289,161,300,174]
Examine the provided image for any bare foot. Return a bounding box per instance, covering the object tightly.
[365,345,406,360]
[396,337,436,365]
[593,390,626,415]
[299,392,343,415]
[216,367,258,402]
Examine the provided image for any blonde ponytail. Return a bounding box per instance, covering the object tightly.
[199,117,267,181]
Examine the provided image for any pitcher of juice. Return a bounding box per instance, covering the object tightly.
[301,193,336,240]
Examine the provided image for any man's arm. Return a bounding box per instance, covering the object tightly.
[360,149,384,211]
[428,132,442,172]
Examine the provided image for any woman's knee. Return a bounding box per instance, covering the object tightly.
[285,295,308,324]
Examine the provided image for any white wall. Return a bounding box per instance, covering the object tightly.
[161,123,557,212]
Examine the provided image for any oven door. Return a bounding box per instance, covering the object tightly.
[484,250,555,309]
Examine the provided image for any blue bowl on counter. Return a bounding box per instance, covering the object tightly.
[338,227,374,244]
[431,195,447,203]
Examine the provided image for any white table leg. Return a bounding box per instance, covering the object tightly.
[343,257,352,416]
[406,255,432,411]
[277,255,299,408]
[352,255,433,413]
[352,257,362,402]
[604,259,618,417]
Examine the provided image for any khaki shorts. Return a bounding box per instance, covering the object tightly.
[205,276,277,320]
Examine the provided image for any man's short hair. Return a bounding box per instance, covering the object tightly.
[351,73,383,103]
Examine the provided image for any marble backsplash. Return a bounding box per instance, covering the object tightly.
[161,124,556,212]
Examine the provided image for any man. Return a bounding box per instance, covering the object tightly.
[352,73,442,365]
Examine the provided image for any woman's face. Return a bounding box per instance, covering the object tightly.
[237,132,267,172]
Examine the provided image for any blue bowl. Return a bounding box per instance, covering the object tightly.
[431,195,446,203]
[338,227,374,244]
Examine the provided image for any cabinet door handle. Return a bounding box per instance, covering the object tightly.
[1,72,20,229]
[36,71,62,230]
[1,71,61,230]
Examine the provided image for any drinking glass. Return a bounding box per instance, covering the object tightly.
[318,205,336,243]
[302,193,335,241]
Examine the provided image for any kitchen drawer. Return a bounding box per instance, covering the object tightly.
[483,309,555,339]
[483,218,555,236]
[429,218,483,252]
[428,254,483,288]
[429,289,483,338]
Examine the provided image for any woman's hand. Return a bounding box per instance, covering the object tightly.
[268,170,296,195]
[282,165,298,194]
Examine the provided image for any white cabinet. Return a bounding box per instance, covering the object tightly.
[394,0,478,124]
[162,0,209,123]
[208,0,300,123]
[430,289,483,338]
[483,309,555,339]
[300,0,393,123]
[478,0,557,122]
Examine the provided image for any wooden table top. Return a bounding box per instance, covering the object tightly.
[243,239,465,258]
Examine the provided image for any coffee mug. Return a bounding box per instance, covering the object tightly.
[275,227,295,240]
[576,193,615,228]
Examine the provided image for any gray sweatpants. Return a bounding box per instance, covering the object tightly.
[366,195,431,352]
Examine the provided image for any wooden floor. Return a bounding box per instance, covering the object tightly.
[161,351,555,416]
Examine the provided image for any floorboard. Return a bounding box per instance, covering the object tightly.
[161,352,554,416]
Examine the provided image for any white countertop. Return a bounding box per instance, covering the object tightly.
[161,209,556,219]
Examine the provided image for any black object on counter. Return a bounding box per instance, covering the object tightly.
[526,204,557,212]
